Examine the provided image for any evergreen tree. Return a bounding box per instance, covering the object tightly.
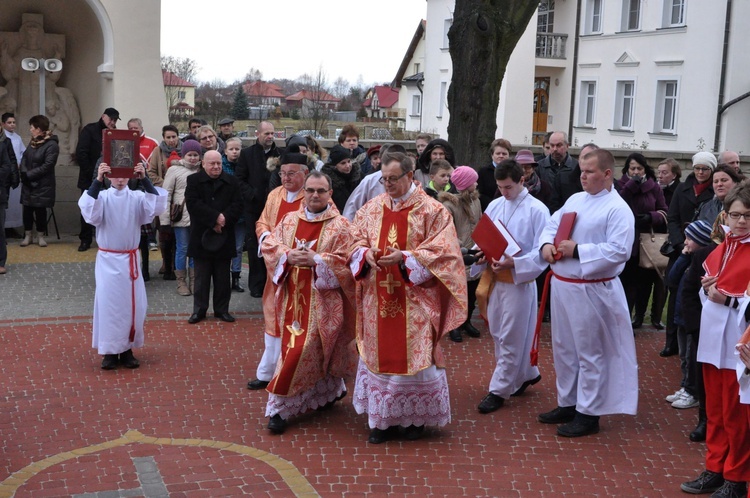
[230,86,250,120]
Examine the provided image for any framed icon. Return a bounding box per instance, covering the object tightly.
[102,129,140,178]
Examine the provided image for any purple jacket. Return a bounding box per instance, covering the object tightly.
[615,176,669,231]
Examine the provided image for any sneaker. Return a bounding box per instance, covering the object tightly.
[680,470,724,494]
[666,387,686,403]
[710,480,747,498]
[672,392,699,409]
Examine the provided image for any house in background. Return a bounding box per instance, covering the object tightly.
[285,90,340,118]
[163,70,195,119]
[362,85,401,125]
[242,81,285,107]
[421,0,750,153]
[392,20,426,132]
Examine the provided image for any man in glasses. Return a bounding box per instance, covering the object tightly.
[247,153,308,391]
[348,152,467,444]
[260,171,357,434]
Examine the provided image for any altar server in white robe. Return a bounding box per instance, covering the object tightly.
[79,161,167,370]
[471,159,549,414]
[537,148,637,437]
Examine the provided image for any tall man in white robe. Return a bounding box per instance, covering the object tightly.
[471,160,549,414]
[79,162,167,370]
[538,148,637,437]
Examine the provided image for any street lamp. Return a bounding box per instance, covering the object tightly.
[20,57,63,115]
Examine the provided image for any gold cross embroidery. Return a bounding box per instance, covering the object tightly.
[379,272,402,295]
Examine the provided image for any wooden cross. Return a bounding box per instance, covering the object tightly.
[379,273,401,295]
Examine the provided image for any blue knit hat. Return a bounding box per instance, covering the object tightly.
[684,220,712,247]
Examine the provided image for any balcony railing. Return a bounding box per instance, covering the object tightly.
[536,32,568,59]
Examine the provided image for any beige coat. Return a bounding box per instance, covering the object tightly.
[439,189,482,280]
[159,160,200,227]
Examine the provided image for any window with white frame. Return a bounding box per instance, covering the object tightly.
[443,19,452,48]
[622,0,641,31]
[578,81,597,127]
[614,80,636,130]
[413,63,420,74]
[412,94,422,116]
[438,82,447,118]
[655,80,679,133]
[663,0,685,27]
[584,0,603,34]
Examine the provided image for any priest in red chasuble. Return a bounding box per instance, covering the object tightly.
[260,171,358,434]
[349,152,468,444]
[247,154,308,391]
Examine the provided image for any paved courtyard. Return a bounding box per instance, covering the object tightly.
[1,236,705,497]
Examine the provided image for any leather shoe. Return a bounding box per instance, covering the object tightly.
[247,378,269,390]
[478,393,504,414]
[188,312,206,324]
[250,288,263,298]
[462,320,481,338]
[659,346,678,357]
[78,241,91,252]
[449,329,463,342]
[538,405,576,424]
[214,312,235,323]
[631,316,644,329]
[651,320,665,330]
[368,426,398,444]
[557,414,600,437]
[511,374,542,397]
[101,354,118,370]
[690,419,707,442]
[268,414,287,434]
[403,424,425,441]
[119,349,140,369]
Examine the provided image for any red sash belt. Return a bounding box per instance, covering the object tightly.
[99,247,139,342]
[530,272,615,366]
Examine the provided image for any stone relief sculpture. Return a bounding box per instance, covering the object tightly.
[0,13,80,160]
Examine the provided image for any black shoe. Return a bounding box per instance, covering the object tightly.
[318,390,348,411]
[511,374,542,397]
[101,354,118,370]
[462,320,481,338]
[659,346,678,357]
[119,349,140,369]
[78,241,91,252]
[538,405,576,424]
[368,426,398,444]
[214,312,235,323]
[478,393,504,414]
[710,480,747,498]
[557,413,600,437]
[631,316,644,329]
[142,272,150,282]
[690,419,707,442]
[247,378,269,390]
[680,470,724,494]
[403,425,425,441]
[651,320,665,330]
[163,272,176,281]
[448,329,463,342]
[232,273,245,292]
[188,312,206,324]
[268,414,287,434]
[250,288,263,298]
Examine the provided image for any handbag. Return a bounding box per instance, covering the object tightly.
[639,210,669,278]
[170,199,185,223]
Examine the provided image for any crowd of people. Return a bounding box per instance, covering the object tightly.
[2,112,750,495]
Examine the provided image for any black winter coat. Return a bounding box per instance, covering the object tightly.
[667,173,714,249]
[321,161,361,212]
[185,170,243,260]
[477,163,498,212]
[0,137,17,207]
[20,135,59,208]
[235,140,280,222]
[75,119,106,189]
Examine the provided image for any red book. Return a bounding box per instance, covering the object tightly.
[471,213,521,263]
[553,212,577,261]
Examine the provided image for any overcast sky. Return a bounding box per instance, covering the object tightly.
[160,0,427,87]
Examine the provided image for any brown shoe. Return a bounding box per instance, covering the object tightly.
[0,266,6,275]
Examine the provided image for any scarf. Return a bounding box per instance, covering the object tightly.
[29,131,53,149]
[702,231,750,297]
[523,170,541,195]
[694,180,711,198]
[159,140,181,158]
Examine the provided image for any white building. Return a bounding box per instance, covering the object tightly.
[421,0,750,154]
[393,21,426,132]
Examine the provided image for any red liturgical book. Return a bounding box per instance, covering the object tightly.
[553,212,577,261]
[471,213,521,263]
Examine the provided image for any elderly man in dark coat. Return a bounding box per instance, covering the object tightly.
[185,150,243,324]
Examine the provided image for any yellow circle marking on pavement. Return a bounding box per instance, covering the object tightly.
[0,430,320,498]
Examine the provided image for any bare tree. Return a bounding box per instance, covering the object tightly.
[447,0,538,167]
[244,67,263,83]
[161,56,199,120]
[332,77,350,99]
[298,66,334,136]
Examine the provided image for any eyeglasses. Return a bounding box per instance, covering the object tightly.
[304,188,330,195]
[199,135,215,142]
[378,171,409,185]
[726,211,750,221]
[693,166,712,172]
[280,170,302,177]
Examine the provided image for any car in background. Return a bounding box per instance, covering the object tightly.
[370,128,394,140]
[295,130,325,140]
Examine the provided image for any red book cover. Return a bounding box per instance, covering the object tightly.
[102,129,140,178]
[471,213,521,263]
[553,212,577,260]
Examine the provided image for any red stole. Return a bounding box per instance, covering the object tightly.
[703,233,750,297]
[374,204,413,374]
[267,219,324,395]
[276,197,302,225]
